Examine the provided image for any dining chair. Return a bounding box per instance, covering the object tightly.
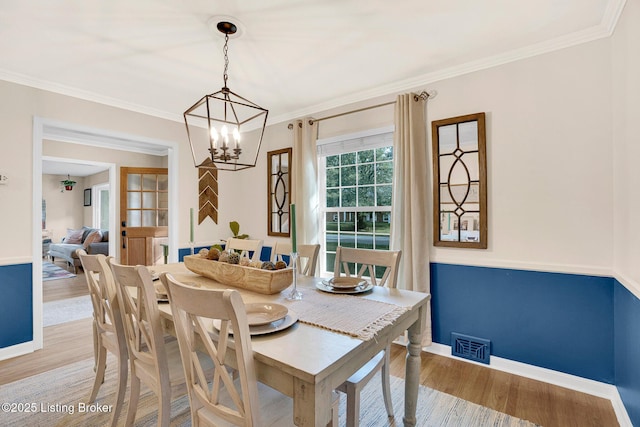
[161,273,339,427]
[226,237,263,261]
[333,246,402,427]
[77,249,128,427]
[271,241,321,276]
[109,260,191,427]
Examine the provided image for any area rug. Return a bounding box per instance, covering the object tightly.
[43,261,76,281]
[43,295,93,327]
[0,356,540,427]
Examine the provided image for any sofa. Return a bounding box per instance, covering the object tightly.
[49,227,109,273]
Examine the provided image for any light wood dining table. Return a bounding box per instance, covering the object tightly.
[151,263,430,427]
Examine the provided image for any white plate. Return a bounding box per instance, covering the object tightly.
[322,277,367,289]
[213,311,299,336]
[316,281,374,294]
[245,303,288,326]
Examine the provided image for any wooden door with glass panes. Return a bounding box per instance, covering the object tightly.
[119,167,168,266]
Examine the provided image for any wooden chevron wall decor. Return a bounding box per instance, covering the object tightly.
[198,166,218,224]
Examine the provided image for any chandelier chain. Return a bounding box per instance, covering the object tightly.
[223,33,229,88]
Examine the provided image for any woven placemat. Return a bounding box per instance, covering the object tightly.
[278,289,408,341]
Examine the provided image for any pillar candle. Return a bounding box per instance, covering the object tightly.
[290,203,297,253]
[190,208,194,243]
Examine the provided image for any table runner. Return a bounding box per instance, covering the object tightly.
[279,290,408,341]
[153,264,408,341]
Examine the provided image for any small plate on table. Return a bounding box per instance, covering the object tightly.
[316,278,373,294]
[323,277,367,289]
[245,303,289,326]
[154,282,169,302]
[213,310,299,336]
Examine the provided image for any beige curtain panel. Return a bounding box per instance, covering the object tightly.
[391,93,432,346]
[292,118,320,245]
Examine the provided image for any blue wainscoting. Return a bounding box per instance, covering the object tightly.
[0,263,33,348]
[614,281,640,426]
[430,263,615,383]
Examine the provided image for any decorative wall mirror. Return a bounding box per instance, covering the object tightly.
[267,148,292,236]
[431,112,487,248]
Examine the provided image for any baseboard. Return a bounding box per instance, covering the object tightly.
[0,341,35,362]
[423,343,632,427]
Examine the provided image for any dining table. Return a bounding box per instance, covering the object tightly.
[150,262,430,427]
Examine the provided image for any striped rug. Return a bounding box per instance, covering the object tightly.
[0,356,540,426]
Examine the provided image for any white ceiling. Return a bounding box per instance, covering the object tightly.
[0,0,625,127]
[42,160,108,177]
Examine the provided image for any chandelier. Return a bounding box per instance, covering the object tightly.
[183,21,268,171]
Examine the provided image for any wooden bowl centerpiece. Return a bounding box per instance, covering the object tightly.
[184,254,292,295]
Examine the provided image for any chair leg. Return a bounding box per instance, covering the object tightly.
[345,385,361,427]
[157,384,171,427]
[125,374,141,427]
[88,345,107,403]
[109,352,128,427]
[381,347,394,417]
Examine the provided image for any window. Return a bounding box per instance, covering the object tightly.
[92,183,110,230]
[318,128,394,276]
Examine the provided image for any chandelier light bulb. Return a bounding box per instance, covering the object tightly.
[233,128,240,148]
[210,127,219,148]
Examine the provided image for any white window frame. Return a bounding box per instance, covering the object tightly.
[92,182,110,230]
[317,126,395,276]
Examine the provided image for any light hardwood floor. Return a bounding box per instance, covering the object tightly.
[0,267,619,427]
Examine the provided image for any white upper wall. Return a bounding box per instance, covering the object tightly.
[612,0,640,298]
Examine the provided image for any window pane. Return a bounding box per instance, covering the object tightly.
[157,175,168,191]
[326,212,338,232]
[142,174,157,191]
[326,189,340,207]
[376,147,393,161]
[341,188,356,207]
[341,166,356,186]
[158,210,168,226]
[127,192,141,209]
[358,163,375,185]
[376,185,392,206]
[127,174,141,191]
[375,211,391,234]
[325,232,338,251]
[326,168,339,188]
[339,234,355,248]
[376,161,393,184]
[143,192,157,209]
[357,212,373,232]
[158,192,168,209]
[358,186,375,206]
[356,234,374,249]
[142,210,156,227]
[375,234,390,250]
[339,212,356,231]
[127,210,141,227]
[325,253,336,273]
[341,152,356,165]
[357,150,374,163]
[326,155,340,167]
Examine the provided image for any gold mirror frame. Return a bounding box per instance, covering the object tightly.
[267,148,292,237]
[431,112,487,248]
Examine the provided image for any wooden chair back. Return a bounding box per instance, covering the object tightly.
[109,261,171,400]
[272,242,321,276]
[77,250,124,343]
[77,249,128,426]
[226,237,263,261]
[161,273,262,426]
[333,246,402,288]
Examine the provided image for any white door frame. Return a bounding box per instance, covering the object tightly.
[32,116,179,351]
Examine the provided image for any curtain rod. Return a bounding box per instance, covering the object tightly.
[288,90,436,129]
